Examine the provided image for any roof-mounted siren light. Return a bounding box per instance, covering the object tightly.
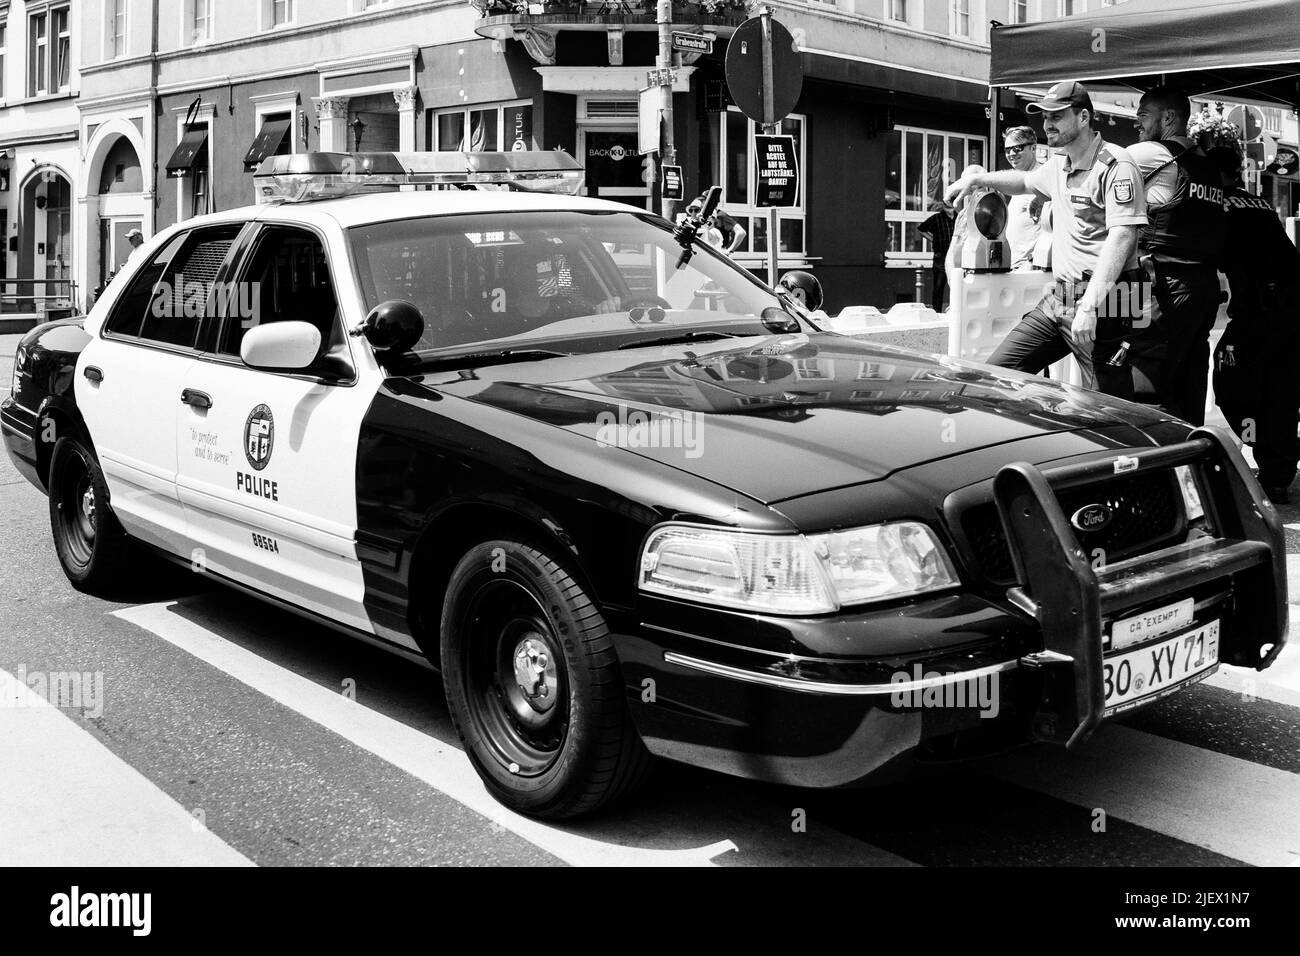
[958,189,1012,273]
[253,150,585,203]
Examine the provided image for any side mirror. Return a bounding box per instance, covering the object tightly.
[241,321,322,370]
[352,299,425,354]
[760,306,801,334]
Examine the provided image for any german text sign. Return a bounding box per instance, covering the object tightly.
[755,135,798,207]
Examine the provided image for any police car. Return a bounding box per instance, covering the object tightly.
[2,151,1287,820]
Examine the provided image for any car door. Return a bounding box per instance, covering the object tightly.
[76,224,244,557]
[174,222,381,635]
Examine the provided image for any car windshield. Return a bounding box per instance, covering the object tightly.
[347,209,790,356]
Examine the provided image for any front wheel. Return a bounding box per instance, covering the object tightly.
[48,435,130,593]
[440,540,650,819]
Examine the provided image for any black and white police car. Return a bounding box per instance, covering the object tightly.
[2,151,1287,819]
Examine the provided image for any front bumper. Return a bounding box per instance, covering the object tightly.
[620,428,1286,788]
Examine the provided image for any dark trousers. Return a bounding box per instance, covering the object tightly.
[1213,303,1300,490]
[932,262,948,312]
[988,270,1145,393]
[1141,261,1222,426]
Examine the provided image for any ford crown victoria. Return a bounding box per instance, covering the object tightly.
[1,152,1287,819]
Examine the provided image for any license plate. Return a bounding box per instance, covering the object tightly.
[1103,620,1219,716]
[1110,597,1195,651]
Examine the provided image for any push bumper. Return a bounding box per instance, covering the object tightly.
[622,427,1285,787]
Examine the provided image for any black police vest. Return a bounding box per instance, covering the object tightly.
[1140,141,1226,266]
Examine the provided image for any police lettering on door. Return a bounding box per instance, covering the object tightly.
[237,404,279,501]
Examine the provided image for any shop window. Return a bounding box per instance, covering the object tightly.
[884,125,986,260]
[431,102,532,152]
[715,108,806,257]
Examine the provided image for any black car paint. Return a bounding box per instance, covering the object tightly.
[349,334,1213,783]
[8,316,1235,787]
[1,319,91,490]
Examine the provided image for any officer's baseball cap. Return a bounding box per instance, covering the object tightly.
[1026,81,1094,115]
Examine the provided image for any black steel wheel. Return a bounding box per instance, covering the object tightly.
[48,435,129,592]
[440,539,650,819]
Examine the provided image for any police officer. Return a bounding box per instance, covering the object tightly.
[1209,145,1300,504]
[944,81,1148,393]
[1127,87,1227,425]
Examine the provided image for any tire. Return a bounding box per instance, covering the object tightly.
[440,539,651,819]
[48,435,131,593]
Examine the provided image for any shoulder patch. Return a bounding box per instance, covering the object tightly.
[1112,178,1134,203]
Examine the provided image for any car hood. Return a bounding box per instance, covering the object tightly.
[420,333,1175,503]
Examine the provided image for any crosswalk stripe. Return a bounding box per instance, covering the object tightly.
[1204,620,1300,706]
[113,601,912,867]
[978,724,1300,866]
[0,667,253,867]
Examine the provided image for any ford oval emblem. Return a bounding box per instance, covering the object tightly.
[1071,503,1113,532]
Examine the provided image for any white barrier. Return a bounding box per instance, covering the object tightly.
[945,266,1083,386]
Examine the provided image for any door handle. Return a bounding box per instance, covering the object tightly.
[181,388,212,410]
[83,366,103,383]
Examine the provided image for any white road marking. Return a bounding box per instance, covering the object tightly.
[0,667,253,867]
[978,724,1300,867]
[113,602,912,867]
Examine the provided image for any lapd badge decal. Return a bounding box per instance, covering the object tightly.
[244,405,275,471]
[1113,179,1134,203]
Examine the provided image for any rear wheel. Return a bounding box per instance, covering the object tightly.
[440,539,650,819]
[48,435,130,592]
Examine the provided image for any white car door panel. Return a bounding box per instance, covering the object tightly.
[76,225,243,559]
[173,223,384,638]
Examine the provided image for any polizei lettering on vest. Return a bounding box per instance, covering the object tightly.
[1188,182,1224,205]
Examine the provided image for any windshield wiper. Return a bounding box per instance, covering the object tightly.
[616,330,744,350]
[416,347,571,370]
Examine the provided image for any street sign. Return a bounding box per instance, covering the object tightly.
[638,86,659,155]
[755,135,798,207]
[724,15,803,127]
[672,31,714,55]
[661,164,684,201]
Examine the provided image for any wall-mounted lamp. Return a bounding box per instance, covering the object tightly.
[350,115,367,152]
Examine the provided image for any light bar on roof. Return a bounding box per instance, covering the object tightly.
[252,151,586,203]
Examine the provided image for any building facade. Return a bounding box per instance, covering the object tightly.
[58,0,1296,318]
[0,0,81,318]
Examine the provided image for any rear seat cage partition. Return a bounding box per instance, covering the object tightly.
[992,426,1287,748]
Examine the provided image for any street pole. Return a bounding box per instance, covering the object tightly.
[760,7,778,288]
[657,0,676,222]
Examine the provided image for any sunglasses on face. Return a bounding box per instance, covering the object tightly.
[1004,144,1030,155]
[687,206,702,215]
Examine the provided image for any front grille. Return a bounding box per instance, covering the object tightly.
[961,470,1185,585]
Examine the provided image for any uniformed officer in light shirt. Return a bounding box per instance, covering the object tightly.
[945,81,1148,395]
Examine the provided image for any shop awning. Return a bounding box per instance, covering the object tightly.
[990,0,1300,107]
[166,128,209,178]
[243,118,292,171]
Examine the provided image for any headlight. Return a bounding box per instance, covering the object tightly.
[639,522,958,614]
[1174,465,1204,522]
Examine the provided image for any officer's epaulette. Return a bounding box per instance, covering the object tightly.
[1096,144,1118,167]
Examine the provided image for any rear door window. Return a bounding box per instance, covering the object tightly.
[104,224,243,349]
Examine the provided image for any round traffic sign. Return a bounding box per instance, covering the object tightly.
[724,16,803,126]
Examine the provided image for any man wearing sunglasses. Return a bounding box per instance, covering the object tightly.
[1002,127,1045,271]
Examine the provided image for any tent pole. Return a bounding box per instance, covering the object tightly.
[989,86,999,168]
